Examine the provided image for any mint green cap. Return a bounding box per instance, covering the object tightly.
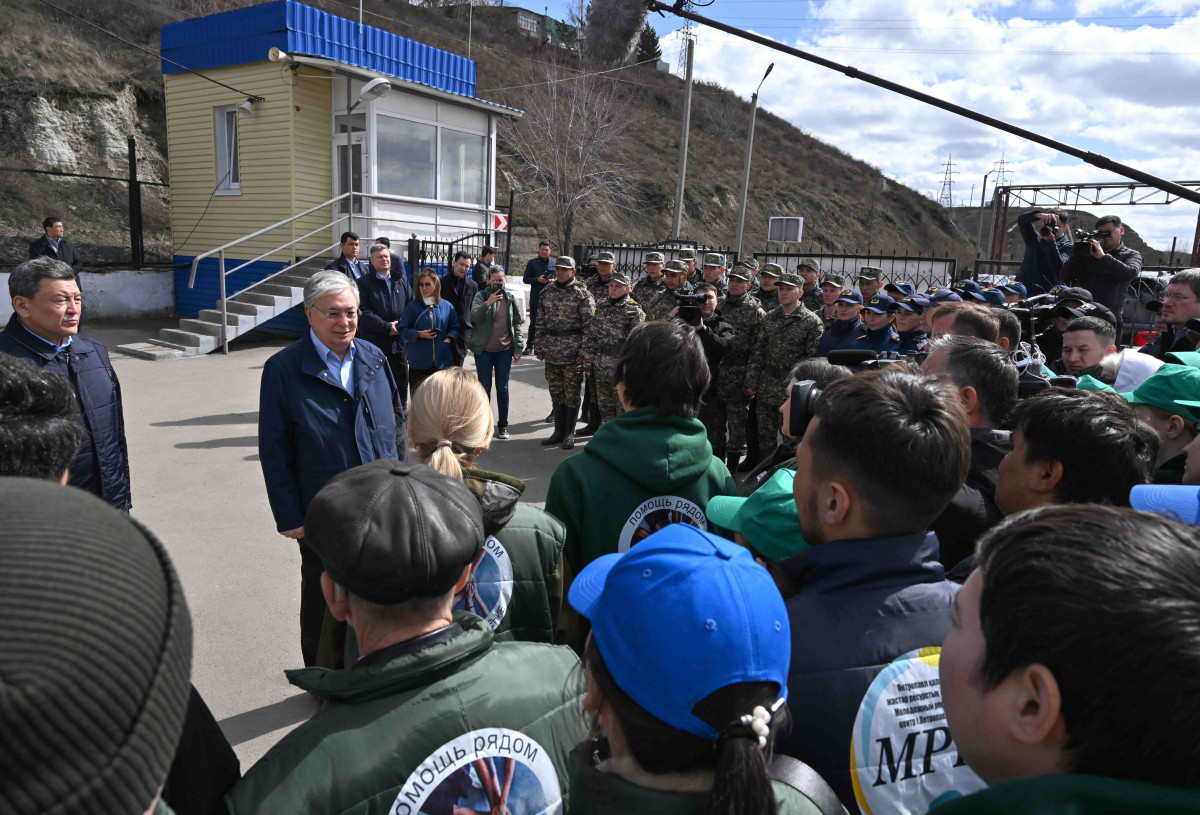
[1119,364,1200,421]
[705,469,808,563]
[1076,375,1115,393]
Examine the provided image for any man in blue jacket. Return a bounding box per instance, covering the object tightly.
[258,269,404,666]
[779,368,983,814]
[358,242,414,409]
[0,256,130,510]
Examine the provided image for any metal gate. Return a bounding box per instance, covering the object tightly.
[406,231,509,284]
[574,240,737,286]
[754,252,958,292]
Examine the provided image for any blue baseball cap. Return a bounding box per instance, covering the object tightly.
[864,294,897,313]
[970,288,1007,306]
[836,289,863,305]
[885,281,915,298]
[1131,485,1200,526]
[928,287,963,304]
[568,525,791,739]
[998,281,1027,299]
[953,279,982,295]
[897,294,931,313]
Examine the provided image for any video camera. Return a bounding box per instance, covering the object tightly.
[674,291,707,327]
[826,349,928,372]
[1073,228,1113,255]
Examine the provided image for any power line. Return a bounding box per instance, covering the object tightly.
[477,57,662,92]
[32,0,264,101]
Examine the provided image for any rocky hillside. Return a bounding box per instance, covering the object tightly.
[0,0,978,270]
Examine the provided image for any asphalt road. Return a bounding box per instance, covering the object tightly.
[94,320,578,771]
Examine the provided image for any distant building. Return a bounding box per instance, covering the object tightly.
[473,5,579,50]
[159,0,521,329]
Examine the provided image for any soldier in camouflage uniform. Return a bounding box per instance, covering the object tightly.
[798,257,823,314]
[582,268,645,424]
[586,251,617,302]
[718,264,767,473]
[756,263,782,312]
[536,255,595,449]
[697,252,730,299]
[580,251,618,435]
[815,272,846,325]
[679,248,700,287]
[744,271,823,450]
[643,260,693,322]
[633,251,666,305]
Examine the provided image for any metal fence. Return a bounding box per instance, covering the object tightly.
[754,252,958,291]
[573,240,737,285]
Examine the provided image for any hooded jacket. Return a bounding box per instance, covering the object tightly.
[817,319,865,356]
[931,773,1200,815]
[226,614,585,814]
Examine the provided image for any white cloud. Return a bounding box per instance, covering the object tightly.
[659,0,1200,251]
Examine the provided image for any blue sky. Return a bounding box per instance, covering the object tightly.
[537,0,1200,252]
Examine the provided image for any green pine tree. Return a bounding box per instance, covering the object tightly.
[636,24,662,63]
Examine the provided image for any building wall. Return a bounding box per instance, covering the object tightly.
[0,270,174,324]
[290,67,335,261]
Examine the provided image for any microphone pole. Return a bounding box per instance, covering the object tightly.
[644,0,1200,207]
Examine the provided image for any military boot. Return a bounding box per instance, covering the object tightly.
[562,404,580,449]
[578,399,602,436]
[541,405,565,445]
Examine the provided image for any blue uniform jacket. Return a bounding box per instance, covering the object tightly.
[896,329,929,356]
[257,335,403,532]
[399,299,460,370]
[0,314,130,510]
[850,324,901,354]
[777,532,961,814]
[817,319,865,356]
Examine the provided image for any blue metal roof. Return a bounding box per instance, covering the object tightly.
[161,0,476,98]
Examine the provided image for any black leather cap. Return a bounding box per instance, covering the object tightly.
[304,460,485,604]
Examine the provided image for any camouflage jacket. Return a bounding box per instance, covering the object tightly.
[744,304,823,394]
[800,285,822,315]
[632,275,666,305]
[535,277,595,364]
[755,286,780,313]
[587,274,616,303]
[717,293,767,401]
[643,282,693,323]
[582,293,645,371]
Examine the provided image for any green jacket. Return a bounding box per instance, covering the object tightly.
[468,286,526,355]
[931,773,1200,814]
[226,614,586,814]
[459,468,565,643]
[567,744,834,815]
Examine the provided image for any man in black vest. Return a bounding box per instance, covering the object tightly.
[29,216,82,274]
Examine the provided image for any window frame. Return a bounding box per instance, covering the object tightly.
[214,104,241,195]
[373,107,490,209]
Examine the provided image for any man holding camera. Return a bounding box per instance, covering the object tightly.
[1016,210,1072,295]
[745,272,823,450]
[1062,215,1143,336]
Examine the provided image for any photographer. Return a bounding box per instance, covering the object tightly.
[692,283,735,463]
[469,266,525,439]
[1062,215,1143,335]
[1141,268,1200,359]
[1016,210,1072,295]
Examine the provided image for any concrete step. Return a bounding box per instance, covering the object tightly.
[233,292,283,310]
[274,274,312,288]
[256,283,301,299]
[147,339,203,354]
[159,329,218,353]
[199,309,257,331]
[179,318,234,338]
[114,341,186,361]
[223,301,261,316]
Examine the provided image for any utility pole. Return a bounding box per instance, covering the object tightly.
[734,63,773,258]
[975,168,996,254]
[671,36,695,240]
[936,154,957,208]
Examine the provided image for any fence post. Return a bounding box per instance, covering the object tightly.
[504,188,514,272]
[127,135,144,268]
[407,234,420,290]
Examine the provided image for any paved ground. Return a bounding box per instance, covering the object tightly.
[93,319,577,771]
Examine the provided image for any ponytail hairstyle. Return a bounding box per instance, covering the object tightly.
[409,368,494,482]
[584,637,786,815]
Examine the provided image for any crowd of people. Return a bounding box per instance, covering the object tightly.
[4,214,1200,815]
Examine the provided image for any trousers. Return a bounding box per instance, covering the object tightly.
[475,349,514,423]
[545,361,583,408]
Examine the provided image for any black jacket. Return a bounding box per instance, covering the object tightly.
[0,314,130,510]
[29,234,83,274]
[470,259,491,287]
[324,255,368,279]
[1062,243,1142,320]
[930,428,1011,572]
[696,312,734,397]
[357,271,414,356]
[1016,211,1071,295]
[1140,327,1199,360]
[442,272,478,361]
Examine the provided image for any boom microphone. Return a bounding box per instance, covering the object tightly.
[584,0,650,64]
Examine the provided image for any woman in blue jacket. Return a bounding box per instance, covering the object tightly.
[399,268,460,394]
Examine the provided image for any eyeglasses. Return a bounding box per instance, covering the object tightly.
[1164,292,1196,303]
[316,308,361,320]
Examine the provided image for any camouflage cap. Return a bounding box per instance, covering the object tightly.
[665,260,690,274]
[679,248,698,261]
[645,251,665,264]
[556,256,576,270]
[759,263,784,278]
[596,251,616,264]
[609,269,631,286]
[798,257,821,274]
[734,257,759,271]
[703,252,726,267]
[728,267,753,282]
[777,272,802,288]
[857,266,883,281]
[821,273,846,289]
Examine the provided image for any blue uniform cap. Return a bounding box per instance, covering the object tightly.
[568,525,791,739]
[953,279,982,295]
[897,294,931,313]
[928,287,963,304]
[836,289,863,305]
[998,281,1027,298]
[885,281,915,298]
[863,294,897,314]
[970,288,1007,306]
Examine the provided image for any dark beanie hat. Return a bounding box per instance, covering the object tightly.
[0,478,193,814]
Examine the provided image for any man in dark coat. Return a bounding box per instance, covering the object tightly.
[257,269,404,667]
[0,257,130,510]
[522,240,554,355]
[373,236,406,283]
[472,245,496,287]
[324,231,368,278]
[444,251,479,367]
[1062,215,1142,338]
[358,242,415,409]
[29,216,83,274]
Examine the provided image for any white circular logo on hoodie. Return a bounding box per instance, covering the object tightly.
[618,496,708,552]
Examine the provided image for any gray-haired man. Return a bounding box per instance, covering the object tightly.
[257,269,405,666]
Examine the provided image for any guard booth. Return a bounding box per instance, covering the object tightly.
[160,0,520,337]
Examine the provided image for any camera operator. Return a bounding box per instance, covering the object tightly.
[1016,210,1072,295]
[642,259,693,322]
[816,290,867,355]
[1034,286,1093,363]
[692,283,735,463]
[1062,215,1143,336]
[1140,269,1200,359]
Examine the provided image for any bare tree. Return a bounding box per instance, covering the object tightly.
[498,61,638,250]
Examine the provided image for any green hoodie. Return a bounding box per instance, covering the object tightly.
[931,773,1200,814]
[546,406,736,646]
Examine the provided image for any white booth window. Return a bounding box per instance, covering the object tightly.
[214,105,240,191]
[440,130,486,206]
[377,115,436,199]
